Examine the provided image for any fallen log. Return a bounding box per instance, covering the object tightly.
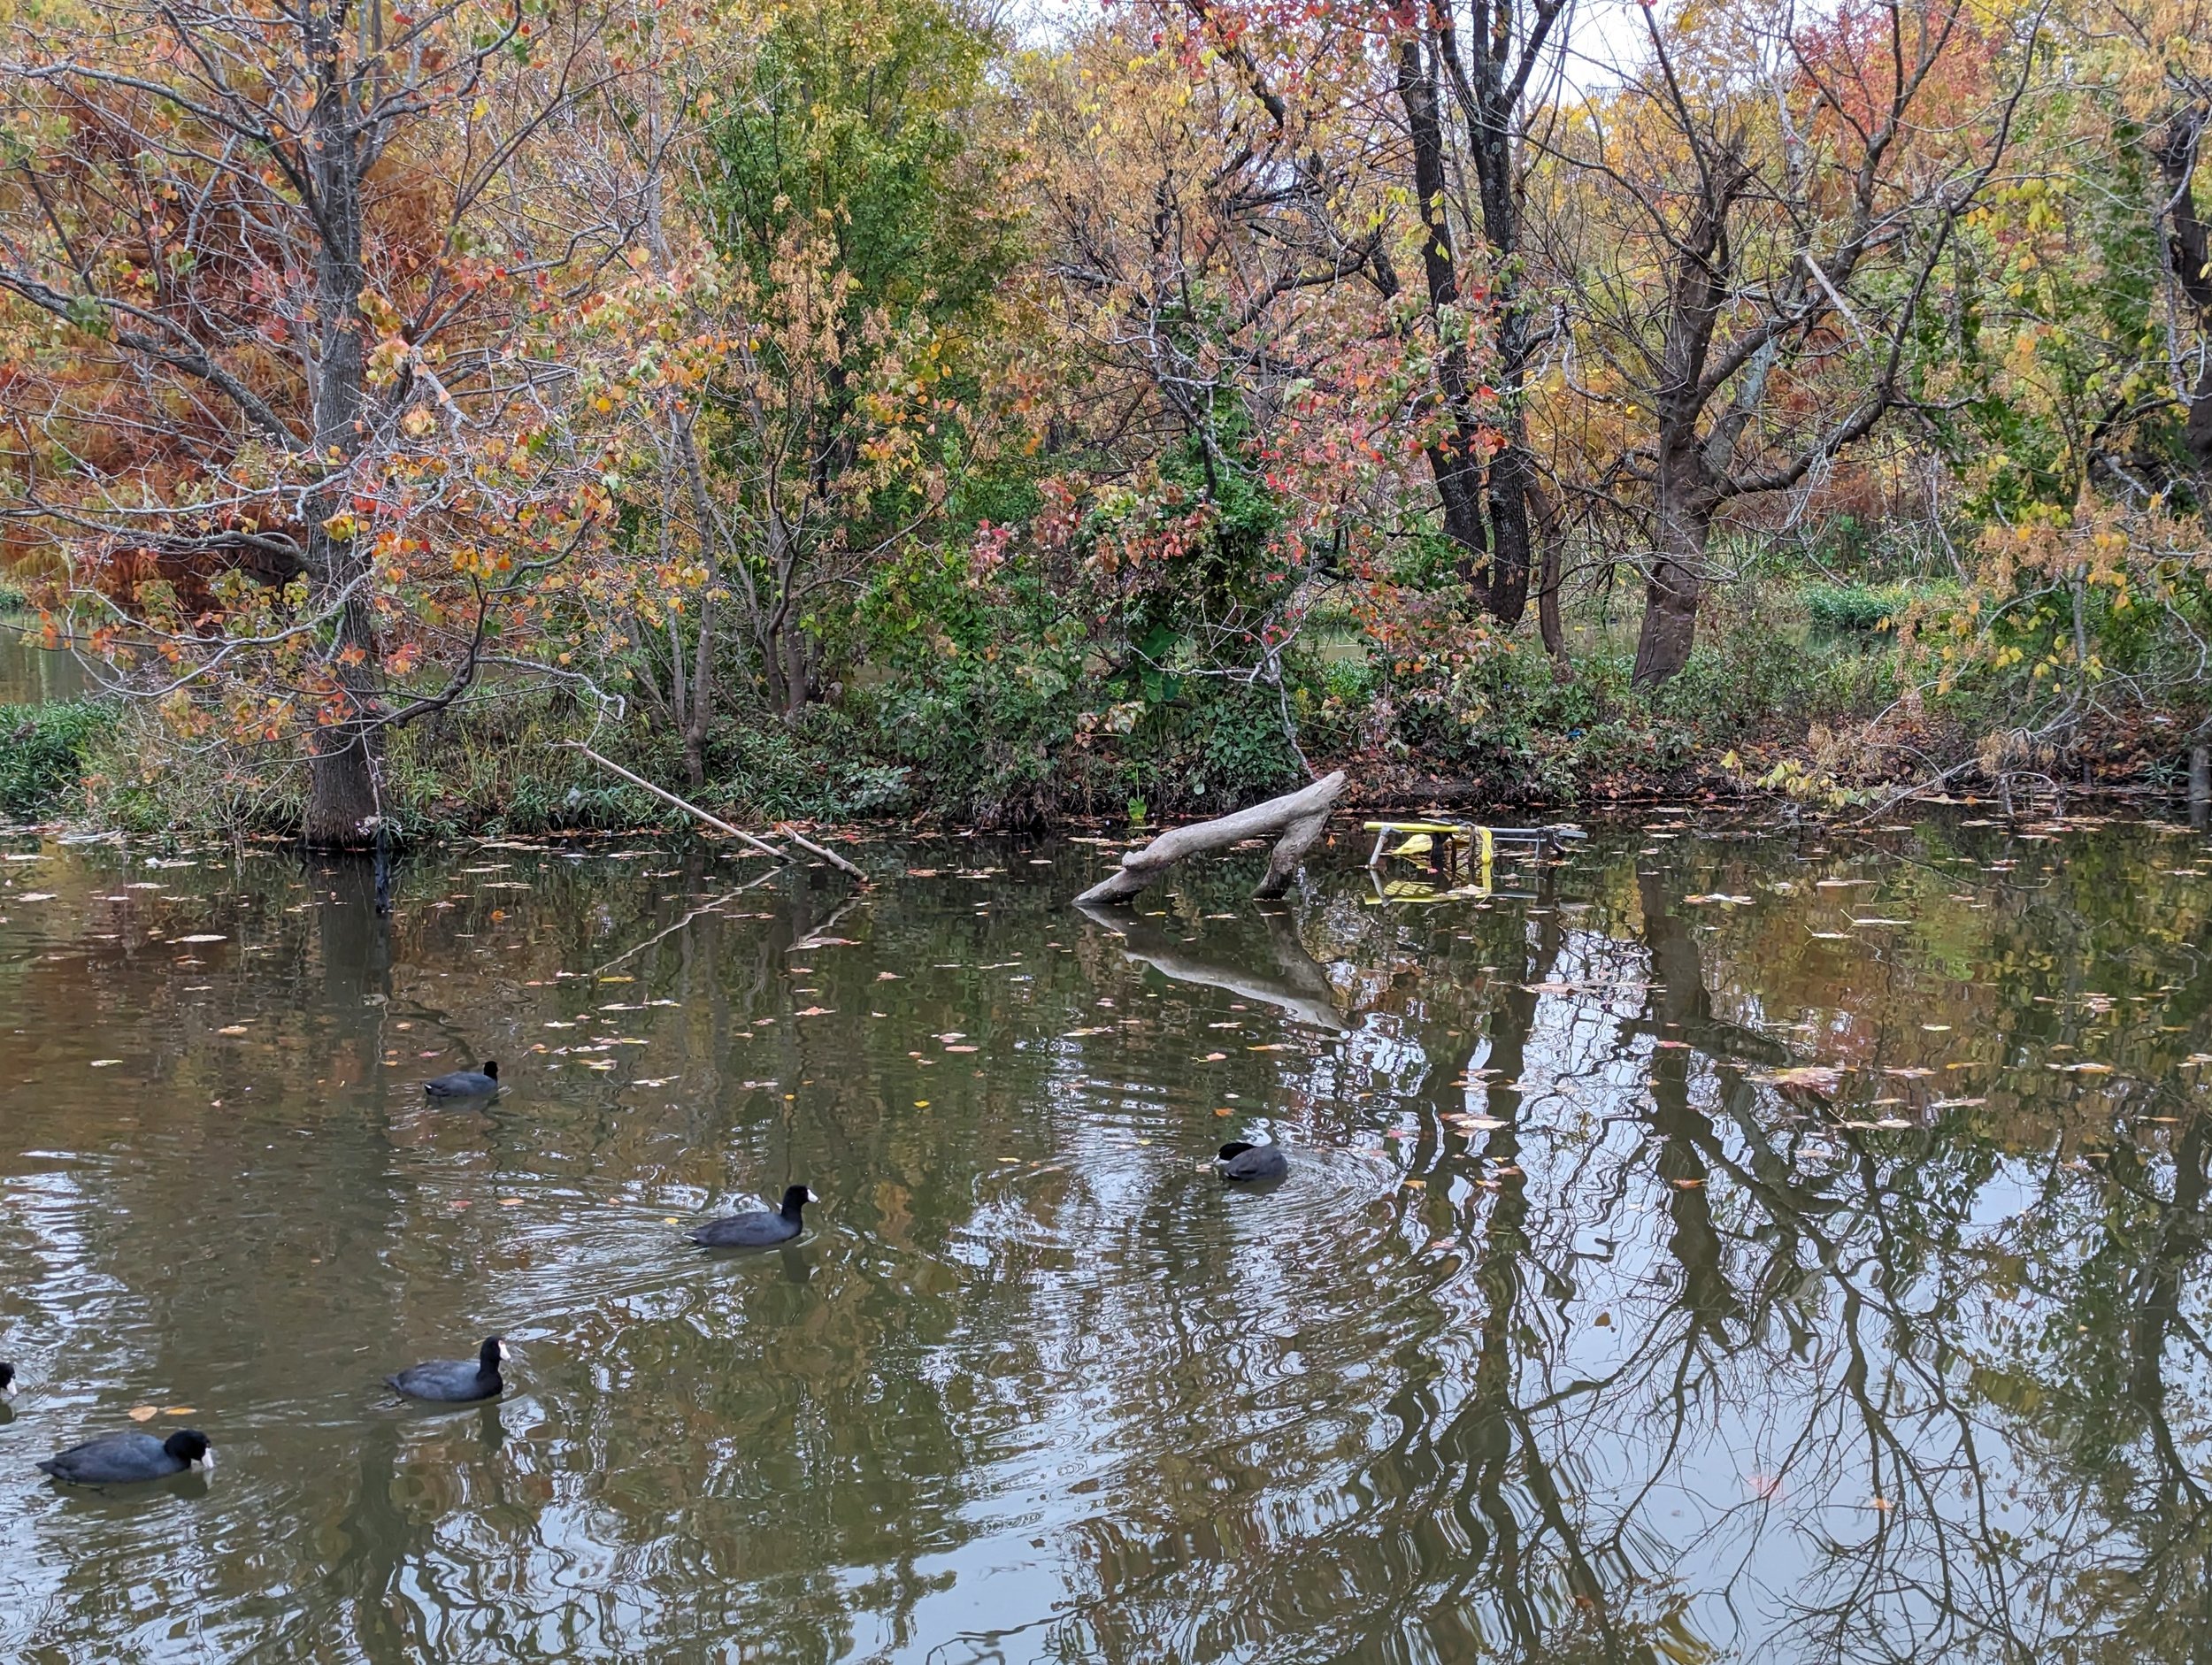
[1073,771,1346,906]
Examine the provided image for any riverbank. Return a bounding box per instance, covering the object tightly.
[6,579,2206,840]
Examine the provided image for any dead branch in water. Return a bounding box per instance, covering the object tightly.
[1073,772,1346,905]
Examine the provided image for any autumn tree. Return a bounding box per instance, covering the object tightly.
[1537,0,2037,682]
[0,0,647,843]
[640,0,1021,729]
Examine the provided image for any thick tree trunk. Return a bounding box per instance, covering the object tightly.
[1632,489,1710,687]
[2155,115,2212,482]
[301,18,378,848]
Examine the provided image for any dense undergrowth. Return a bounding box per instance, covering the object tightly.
[11,561,2202,837]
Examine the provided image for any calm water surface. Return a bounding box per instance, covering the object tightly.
[3,813,2211,1662]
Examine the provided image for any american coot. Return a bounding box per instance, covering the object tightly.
[39,1429,213,1485]
[1216,1140,1288,1181]
[425,1061,499,1099]
[688,1185,815,1248]
[0,1362,14,1400]
[388,1337,507,1402]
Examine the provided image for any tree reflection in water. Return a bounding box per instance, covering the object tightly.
[1,818,2209,1661]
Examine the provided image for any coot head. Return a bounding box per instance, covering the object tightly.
[480,1061,499,1081]
[0,1362,14,1400]
[164,1431,214,1469]
[1217,1141,1257,1160]
[780,1185,816,1215]
[478,1337,509,1371]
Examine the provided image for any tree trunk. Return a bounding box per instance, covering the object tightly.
[1394,38,1517,622]
[1632,491,1709,687]
[301,12,378,848]
[2154,114,2212,483]
[682,591,712,789]
[778,612,810,721]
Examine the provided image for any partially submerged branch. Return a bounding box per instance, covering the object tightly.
[1072,771,1346,905]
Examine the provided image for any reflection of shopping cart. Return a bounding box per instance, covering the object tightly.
[1361,820,1585,902]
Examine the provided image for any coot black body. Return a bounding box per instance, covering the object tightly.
[1216,1140,1289,1181]
[38,1430,213,1485]
[388,1337,507,1402]
[689,1185,815,1248]
[425,1061,499,1099]
[0,1362,14,1400]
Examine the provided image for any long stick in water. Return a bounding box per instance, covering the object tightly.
[563,742,869,880]
[560,743,787,862]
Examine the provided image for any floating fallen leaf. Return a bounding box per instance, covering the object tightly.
[218,1024,249,1036]
[1214,1108,1233,1116]
[175,933,225,943]
[634,1077,678,1088]
[876,971,902,981]
[914,1099,930,1108]
[1671,1178,1705,1189]
[164,1407,196,1416]
[17,892,56,902]
[1203,1051,1226,1062]
[795,1006,833,1017]
[1758,1065,1844,1093]
[89,1059,122,1068]
[499,1197,524,1207]
[1921,1024,1951,1032]
[1248,1043,1290,1052]
[127,1406,159,1423]
[945,1044,979,1053]
[579,1058,616,1070]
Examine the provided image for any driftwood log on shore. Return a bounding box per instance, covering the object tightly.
[1072,771,1347,905]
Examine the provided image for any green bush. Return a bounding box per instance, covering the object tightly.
[1803,581,1947,635]
[0,701,116,818]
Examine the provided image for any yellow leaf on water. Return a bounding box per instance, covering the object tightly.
[498,1198,524,1207]
[164,1407,196,1416]
[127,1406,158,1423]
[219,1024,248,1036]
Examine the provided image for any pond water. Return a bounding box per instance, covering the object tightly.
[2,813,2210,1662]
[0,614,87,708]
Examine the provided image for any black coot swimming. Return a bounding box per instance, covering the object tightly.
[38,1430,213,1485]
[425,1061,499,1099]
[1216,1140,1288,1181]
[0,1362,14,1400]
[688,1185,815,1248]
[388,1336,507,1402]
